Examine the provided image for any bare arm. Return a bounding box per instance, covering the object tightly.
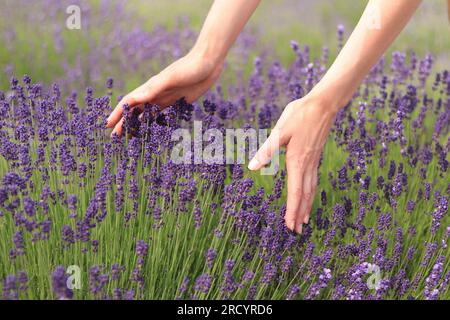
[249,0,423,234]
[107,0,261,134]
[311,0,423,112]
[193,0,261,65]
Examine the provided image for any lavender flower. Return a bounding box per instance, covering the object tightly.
[193,273,213,295]
[424,256,444,300]
[205,248,217,269]
[286,284,300,300]
[2,275,18,300]
[51,266,73,300]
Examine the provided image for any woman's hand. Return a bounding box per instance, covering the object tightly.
[247,0,421,234]
[248,0,421,234]
[248,95,337,234]
[106,52,223,136]
[106,0,263,136]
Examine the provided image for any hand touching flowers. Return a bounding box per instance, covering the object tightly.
[248,95,337,233]
[106,53,223,136]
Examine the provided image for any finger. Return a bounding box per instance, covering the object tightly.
[297,200,308,230]
[286,159,303,233]
[303,165,313,203]
[304,163,319,224]
[248,128,283,171]
[106,95,138,128]
[106,82,158,128]
[111,117,125,137]
[289,152,312,226]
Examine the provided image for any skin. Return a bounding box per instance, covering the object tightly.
[106,0,423,234]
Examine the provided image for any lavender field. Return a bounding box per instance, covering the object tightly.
[0,1,449,300]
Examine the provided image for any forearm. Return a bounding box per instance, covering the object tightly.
[191,0,261,65]
[311,0,422,113]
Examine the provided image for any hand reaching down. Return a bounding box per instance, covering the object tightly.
[248,95,337,234]
[106,53,223,136]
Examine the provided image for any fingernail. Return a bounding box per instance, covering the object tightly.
[304,216,309,224]
[287,220,295,231]
[248,158,260,170]
[296,224,303,234]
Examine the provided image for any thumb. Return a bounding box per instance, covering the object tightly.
[248,128,283,171]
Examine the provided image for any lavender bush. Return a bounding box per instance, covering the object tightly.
[0,1,449,300]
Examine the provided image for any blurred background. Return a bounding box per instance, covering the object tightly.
[1,0,449,93]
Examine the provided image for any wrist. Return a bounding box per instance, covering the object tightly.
[190,40,225,70]
[309,68,362,113]
[303,88,341,118]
